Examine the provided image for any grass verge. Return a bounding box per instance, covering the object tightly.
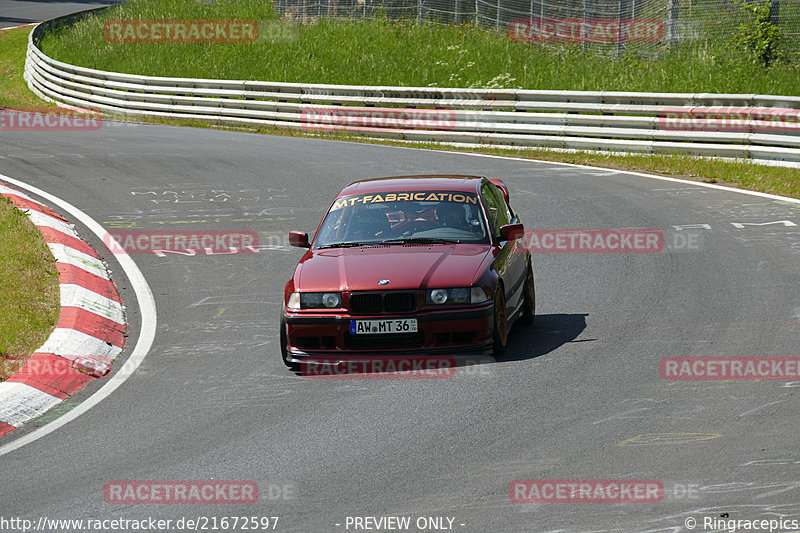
[0,26,58,110]
[0,195,60,382]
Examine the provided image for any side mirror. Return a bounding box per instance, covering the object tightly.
[289,231,310,248]
[500,223,524,241]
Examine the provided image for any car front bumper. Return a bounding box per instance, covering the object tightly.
[283,304,494,364]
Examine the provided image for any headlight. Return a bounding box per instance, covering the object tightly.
[287,292,301,309]
[429,289,449,304]
[287,292,342,309]
[426,287,484,305]
[321,293,341,308]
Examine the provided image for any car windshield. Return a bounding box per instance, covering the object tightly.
[314,191,489,248]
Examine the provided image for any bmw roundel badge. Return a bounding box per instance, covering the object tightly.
[378,279,390,285]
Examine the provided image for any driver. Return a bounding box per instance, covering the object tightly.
[347,208,391,241]
[435,202,470,230]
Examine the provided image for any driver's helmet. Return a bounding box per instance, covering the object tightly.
[349,208,391,240]
[436,202,469,229]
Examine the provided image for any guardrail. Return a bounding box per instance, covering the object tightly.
[22,11,800,164]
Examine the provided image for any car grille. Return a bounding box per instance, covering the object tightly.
[349,292,417,314]
[350,293,383,314]
[384,292,417,313]
[345,331,425,349]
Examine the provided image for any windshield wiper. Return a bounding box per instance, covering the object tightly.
[316,241,371,249]
[379,237,461,245]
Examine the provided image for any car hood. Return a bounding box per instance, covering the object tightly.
[294,244,492,292]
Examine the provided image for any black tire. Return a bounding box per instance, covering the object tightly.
[492,286,508,357]
[520,258,536,325]
[280,315,300,371]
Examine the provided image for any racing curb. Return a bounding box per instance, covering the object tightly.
[0,182,126,438]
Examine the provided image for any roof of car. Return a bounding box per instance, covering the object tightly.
[338,175,485,197]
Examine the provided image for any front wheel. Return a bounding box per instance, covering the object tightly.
[492,286,508,357]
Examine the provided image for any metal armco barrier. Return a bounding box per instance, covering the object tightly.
[22,12,800,164]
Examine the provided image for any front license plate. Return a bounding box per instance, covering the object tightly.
[350,318,418,335]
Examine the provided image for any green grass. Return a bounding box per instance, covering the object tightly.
[0,26,58,110]
[38,0,800,94]
[0,196,60,382]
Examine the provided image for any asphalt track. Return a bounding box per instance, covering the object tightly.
[1,117,799,532]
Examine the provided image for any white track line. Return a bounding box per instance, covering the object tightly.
[0,173,157,457]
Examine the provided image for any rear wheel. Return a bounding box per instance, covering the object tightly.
[492,286,508,357]
[520,259,536,325]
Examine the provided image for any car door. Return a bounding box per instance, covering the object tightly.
[481,181,527,315]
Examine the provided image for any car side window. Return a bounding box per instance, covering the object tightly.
[481,183,499,235]
[491,186,511,229]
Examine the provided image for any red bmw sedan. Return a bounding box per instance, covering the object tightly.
[281,175,535,369]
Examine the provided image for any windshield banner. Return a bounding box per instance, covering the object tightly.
[330,192,478,211]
